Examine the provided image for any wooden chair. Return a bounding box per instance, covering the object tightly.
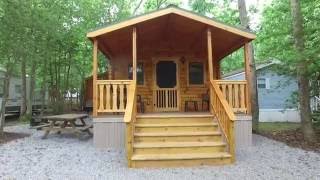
[201,89,210,111]
[137,95,145,113]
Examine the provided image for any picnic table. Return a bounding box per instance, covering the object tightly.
[38,114,92,139]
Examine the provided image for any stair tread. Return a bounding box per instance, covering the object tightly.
[131,152,231,161]
[134,131,221,137]
[136,113,214,119]
[134,141,226,148]
[135,122,218,127]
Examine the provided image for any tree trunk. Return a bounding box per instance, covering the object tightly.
[20,58,27,116]
[237,0,260,132]
[290,0,316,142]
[26,62,36,116]
[0,70,11,136]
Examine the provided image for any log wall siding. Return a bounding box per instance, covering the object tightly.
[110,53,212,112]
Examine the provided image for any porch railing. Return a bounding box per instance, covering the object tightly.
[210,80,236,162]
[96,80,132,113]
[153,88,179,112]
[214,80,248,114]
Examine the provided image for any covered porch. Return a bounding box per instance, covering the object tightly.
[88,8,254,116]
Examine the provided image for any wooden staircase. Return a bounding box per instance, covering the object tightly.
[129,113,232,168]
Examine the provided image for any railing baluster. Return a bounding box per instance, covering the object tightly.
[98,84,105,111]
[119,83,124,110]
[112,84,118,111]
[106,84,111,110]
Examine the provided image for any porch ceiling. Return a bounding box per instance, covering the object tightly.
[91,7,254,61]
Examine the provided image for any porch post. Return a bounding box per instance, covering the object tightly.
[207,28,214,113]
[132,27,137,82]
[92,39,98,116]
[108,61,112,80]
[207,28,214,82]
[244,43,252,114]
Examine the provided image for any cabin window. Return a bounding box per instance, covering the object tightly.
[128,63,144,85]
[188,62,204,85]
[257,78,270,89]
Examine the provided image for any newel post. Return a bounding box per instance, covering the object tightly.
[132,27,137,83]
[92,39,98,117]
[244,43,252,114]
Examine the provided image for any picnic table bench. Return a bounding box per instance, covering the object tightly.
[36,114,92,139]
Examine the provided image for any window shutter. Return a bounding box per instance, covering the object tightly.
[266,78,270,89]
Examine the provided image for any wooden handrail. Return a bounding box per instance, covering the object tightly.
[210,80,236,162]
[97,80,132,84]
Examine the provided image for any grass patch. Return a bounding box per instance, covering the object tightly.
[258,122,301,133]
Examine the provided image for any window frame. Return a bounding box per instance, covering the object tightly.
[187,61,206,87]
[257,78,270,89]
[128,62,145,86]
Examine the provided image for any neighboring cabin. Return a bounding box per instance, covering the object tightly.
[223,61,300,122]
[0,68,47,114]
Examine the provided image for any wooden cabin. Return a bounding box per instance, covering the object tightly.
[87,6,255,168]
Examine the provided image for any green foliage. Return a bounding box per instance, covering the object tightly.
[19,114,32,122]
[256,0,320,77]
[144,0,182,11]
[258,122,300,133]
[189,0,247,73]
[0,0,138,112]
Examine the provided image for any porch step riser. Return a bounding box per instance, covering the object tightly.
[131,115,231,168]
[131,158,232,168]
[136,117,214,124]
[134,135,222,142]
[134,146,226,154]
[135,126,218,133]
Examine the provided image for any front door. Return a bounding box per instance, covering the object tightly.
[153,60,180,112]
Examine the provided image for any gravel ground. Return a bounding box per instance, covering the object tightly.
[0,124,320,180]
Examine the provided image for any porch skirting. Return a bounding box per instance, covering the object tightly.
[234,115,252,152]
[93,116,125,149]
[92,114,252,152]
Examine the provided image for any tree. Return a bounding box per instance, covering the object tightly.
[290,0,316,141]
[237,0,259,132]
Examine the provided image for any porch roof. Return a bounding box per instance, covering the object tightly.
[87,6,256,61]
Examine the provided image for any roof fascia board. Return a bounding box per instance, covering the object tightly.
[87,7,256,39]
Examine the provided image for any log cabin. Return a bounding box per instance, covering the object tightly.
[87,6,255,168]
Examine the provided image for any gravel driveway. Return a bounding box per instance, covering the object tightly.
[0,124,319,180]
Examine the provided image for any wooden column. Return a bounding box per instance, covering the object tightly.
[92,39,98,117]
[207,28,214,81]
[244,43,252,114]
[108,61,112,80]
[207,28,214,113]
[132,27,137,82]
